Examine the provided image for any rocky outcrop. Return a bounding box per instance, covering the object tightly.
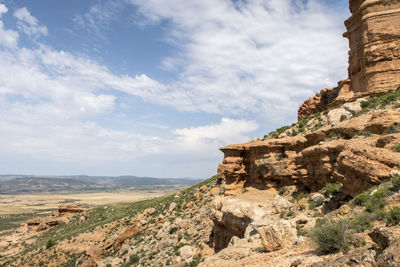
[345,0,400,97]
[299,0,400,119]
[218,109,400,197]
[298,81,349,119]
[58,203,85,214]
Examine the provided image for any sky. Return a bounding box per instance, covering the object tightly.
[0,0,350,178]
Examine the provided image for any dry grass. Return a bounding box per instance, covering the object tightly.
[0,190,172,215]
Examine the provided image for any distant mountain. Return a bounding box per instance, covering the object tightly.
[0,175,202,194]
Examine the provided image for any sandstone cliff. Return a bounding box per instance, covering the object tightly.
[298,0,400,119]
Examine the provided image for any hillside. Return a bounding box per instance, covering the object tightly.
[1,0,400,266]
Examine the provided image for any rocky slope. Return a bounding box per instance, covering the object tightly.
[0,177,221,266]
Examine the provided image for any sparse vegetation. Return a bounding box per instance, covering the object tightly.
[129,254,139,264]
[391,174,400,192]
[322,183,342,197]
[278,187,288,196]
[392,143,400,152]
[296,192,309,201]
[386,207,400,225]
[310,219,348,254]
[383,123,400,135]
[46,239,56,249]
[354,130,372,137]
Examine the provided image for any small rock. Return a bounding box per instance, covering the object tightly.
[310,193,326,206]
[343,98,364,115]
[369,227,395,249]
[210,187,220,195]
[327,108,352,126]
[199,185,208,193]
[145,207,156,215]
[179,245,194,262]
[169,202,177,212]
[140,219,147,226]
[0,241,9,249]
[272,195,291,213]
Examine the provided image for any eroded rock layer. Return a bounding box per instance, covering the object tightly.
[218,109,400,197]
[345,0,400,97]
[298,0,400,119]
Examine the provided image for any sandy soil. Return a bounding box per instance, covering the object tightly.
[0,190,169,215]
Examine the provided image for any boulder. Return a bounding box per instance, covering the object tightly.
[258,220,297,252]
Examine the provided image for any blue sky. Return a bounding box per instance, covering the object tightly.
[0,0,350,178]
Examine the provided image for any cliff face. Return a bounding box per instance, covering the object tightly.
[298,0,400,119]
[218,107,400,197]
[345,0,400,96]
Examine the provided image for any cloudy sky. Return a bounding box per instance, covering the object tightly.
[0,0,349,178]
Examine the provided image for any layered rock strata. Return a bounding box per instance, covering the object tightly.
[298,0,400,119]
[218,109,400,197]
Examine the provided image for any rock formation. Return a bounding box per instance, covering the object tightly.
[218,107,400,197]
[299,0,400,119]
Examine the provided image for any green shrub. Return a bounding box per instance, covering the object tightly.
[349,213,374,232]
[354,192,370,206]
[354,188,387,214]
[392,143,400,152]
[391,174,400,192]
[354,130,372,137]
[189,254,203,267]
[310,219,348,254]
[278,187,287,196]
[129,254,139,264]
[296,192,309,201]
[323,110,329,115]
[383,123,400,135]
[386,207,400,225]
[323,183,342,197]
[46,239,56,249]
[365,188,387,213]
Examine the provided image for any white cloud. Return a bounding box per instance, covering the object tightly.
[14,7,48,38]
[0,2,350,177]
[124,0,349,121]
[73,1,124,38]
[173,118,258,153]
[0,4,7,16]
[0,4,19,48]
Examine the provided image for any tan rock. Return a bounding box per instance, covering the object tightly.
[258,220,297,252]
[210,187,220,196]
[199,185,208,193]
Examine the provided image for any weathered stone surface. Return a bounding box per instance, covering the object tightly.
[376,240,400,267]
[345,0,400,97]
[299,0,400,119]
[311,249,376,267]
[369,227,396,249]
[218,110,400,197]
[258,220,297,252]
